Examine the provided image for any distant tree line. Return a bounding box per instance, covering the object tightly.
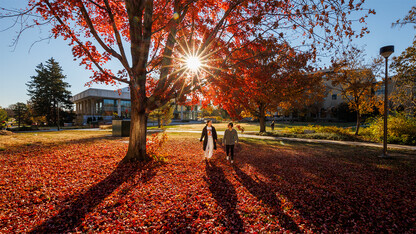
[2,58,74,130]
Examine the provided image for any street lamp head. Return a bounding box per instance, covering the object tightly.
[380,45,394,58]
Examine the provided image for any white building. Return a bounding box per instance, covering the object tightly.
[71,87,201,124]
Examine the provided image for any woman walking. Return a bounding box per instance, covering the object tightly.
[223,122,238,163]
[200,120,217,160]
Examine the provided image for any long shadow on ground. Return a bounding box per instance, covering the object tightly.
[238,140,416,232]
[30,160,158,233]
[233,165,301,232]
[204,160,244,232]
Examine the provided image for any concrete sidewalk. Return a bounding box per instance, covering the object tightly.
[163,130,416,151]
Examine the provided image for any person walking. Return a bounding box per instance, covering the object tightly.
[223,122,238,164]
[271,121,275,131]
[200,120,217,160]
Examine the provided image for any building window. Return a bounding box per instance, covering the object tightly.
[103,99,117,116]
[120,100,131,118]
[332,94,337,100]
[95,101,103,115]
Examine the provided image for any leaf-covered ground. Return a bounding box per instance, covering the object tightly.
[0,134,415,233]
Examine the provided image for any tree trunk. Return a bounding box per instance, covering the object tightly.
[158,116,161,128]
[355,111,361,135]
[125,108,148,162]
[124,82,149,162]
[17,110,21,129]
[259,107,266,133]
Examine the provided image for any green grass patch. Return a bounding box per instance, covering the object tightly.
[254,125,359,142]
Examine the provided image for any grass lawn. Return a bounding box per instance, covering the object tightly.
[160,121,357,132]
[0,131,415,232]
[0,130,111,150]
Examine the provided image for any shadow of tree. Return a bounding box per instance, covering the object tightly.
[204,160,244,232]
[30,160,158,233]
[238,141,416,232]
[233,165,301,232]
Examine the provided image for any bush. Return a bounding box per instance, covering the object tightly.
[362,113,416,145]
[257,125,357,141]
[236,124,245,133]
[99,125,112,130]
[204,116,223,123]
[0,130,13,135]
[146,133,169,162]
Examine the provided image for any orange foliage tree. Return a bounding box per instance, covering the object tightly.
[1,0,374,161]
[329,48,381,135]
[210,37,324,132]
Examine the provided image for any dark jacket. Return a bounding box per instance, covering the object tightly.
[200,125,217,151]
[224,128,238,145]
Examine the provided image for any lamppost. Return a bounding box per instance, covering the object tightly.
[379,45,394,158]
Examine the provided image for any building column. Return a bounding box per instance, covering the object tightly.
[117,99,121,117]
[90,99,94,116]
[84,100,88,115]
[92,99,96,116]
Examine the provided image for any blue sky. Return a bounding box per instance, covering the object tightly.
[0,0,415,108]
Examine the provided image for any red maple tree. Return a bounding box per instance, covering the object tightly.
[1,0,374,161]
[210,37,324,132]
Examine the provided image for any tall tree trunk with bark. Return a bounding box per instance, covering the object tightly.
[355,111,361,135]
[259,105,266,133]
[125,83,148,162]
[123,0,153,162]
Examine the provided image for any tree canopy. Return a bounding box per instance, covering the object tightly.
[329,48,381,135]
[210,37,324,132]
[10,102,29,128]
[392,4,416,115]
[1,0,374,161]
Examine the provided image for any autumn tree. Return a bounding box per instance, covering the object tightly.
[27,58,72,126]
[149,101,174,128]
[27,102,48,126]
[329,48,380,135]
[1,0,374,161]
[211,37,324,132]
[390,41,416,115]
[391,6,416,115]
[199,105,214,118]
[0,108,7,129]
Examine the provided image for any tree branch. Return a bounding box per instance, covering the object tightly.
[45,0,128,84]
[77,1,130,70]
[102,0,131,72]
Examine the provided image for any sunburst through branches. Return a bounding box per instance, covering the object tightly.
[185,56,202,72]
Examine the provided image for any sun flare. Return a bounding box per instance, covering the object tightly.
[186,56,202,72]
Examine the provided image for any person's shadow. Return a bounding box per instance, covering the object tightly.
[204,160,244,232]
[30,160,158,233]
[233,165,300,232]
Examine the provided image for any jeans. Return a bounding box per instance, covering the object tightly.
[226,145,234,160]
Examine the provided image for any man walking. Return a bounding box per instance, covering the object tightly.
[224,122,239,163]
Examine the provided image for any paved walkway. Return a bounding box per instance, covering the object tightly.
[162,130,416,151]
[18,128,416,151]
